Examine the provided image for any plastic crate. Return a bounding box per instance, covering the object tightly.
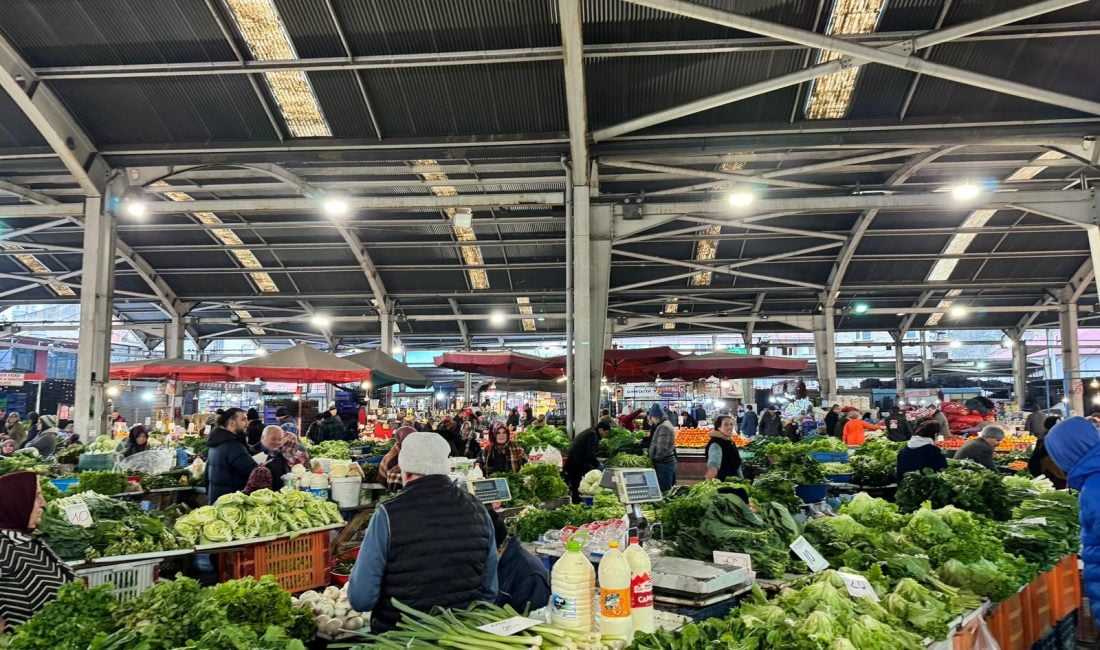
[794,483,828,503]
[989,591,1028,650]
[78,452,118,471]
[251,530,332,593]
[50,477,79,493]
[1024,566,1056,645]
[825,473,853,483]
[77,560,158,601]
[809,452,849,463]
[1051,555,1081,620]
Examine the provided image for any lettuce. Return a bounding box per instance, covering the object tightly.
[200,520,234,544]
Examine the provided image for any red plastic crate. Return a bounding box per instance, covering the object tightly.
[1025,567,1056,644]
[254,530,333,593]
[1051,555,1081,621]
[988,591,1027,650]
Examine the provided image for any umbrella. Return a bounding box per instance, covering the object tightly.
[233,344,371,384]
[434,350,563,380]
[343,349,433,389]
[109,358,237,383]
[601,346,684,383]
[648,353,808,381]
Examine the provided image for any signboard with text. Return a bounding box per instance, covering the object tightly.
[0,372,25,387]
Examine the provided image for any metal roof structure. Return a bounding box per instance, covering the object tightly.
[0,0,1098,360]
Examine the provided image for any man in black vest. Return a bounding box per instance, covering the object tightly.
[348,432,498,633]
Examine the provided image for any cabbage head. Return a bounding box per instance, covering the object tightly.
[201,520,234,543]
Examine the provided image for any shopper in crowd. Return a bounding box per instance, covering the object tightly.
[305,413,325,444]
[458,420,481,459]
[883,405,913,442]
[952,424,1004,472]
[801,411,818,437]
[279,432,309,468]
[251,425,291,490]
[0,439,16,456]
[842,410,882,446]
[783,418,800,442]
[1028,415,1067,489]
[824,404,842,438]
[862,412,875,425]
[25,412,41,442]
[896,420,948,480]
[117,424,150,458]
[4,412,24,447]
[618,406,644,432]
[317,404,346,442]
[205,408,258,503]
[1040,417,1100,622]
[933,408,951,437]
[434,417,461,457]
[506,408,520,429]
[739,405,758,437]
[25,415,59,458]
[680,409,697,428]
[58,420,78,447]
[0,408,6,436]
[478,423,527,476]
[0,472,76,633]
[244,408,265,448]
[533,413,547,428]
[1026,407,1049,437]
[275,407,298,436]
[486,507,549,612]
[565,421,612,502]
[646,403,677,491]
[523,404,534,427]
[705,415,742,481]
[599,409,615,426]
[380,426,417,490]
[349,432,498,632]
[759,406,782,437]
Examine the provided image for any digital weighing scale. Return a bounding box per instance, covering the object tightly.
[599,467,663,541]
[467,477,512,504]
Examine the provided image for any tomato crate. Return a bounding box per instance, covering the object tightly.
[77,559,159,601]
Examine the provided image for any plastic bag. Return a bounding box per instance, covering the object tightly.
[528,445,563,468]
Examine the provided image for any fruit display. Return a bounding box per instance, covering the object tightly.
[997,433,1037,452]
[674,428,709,448]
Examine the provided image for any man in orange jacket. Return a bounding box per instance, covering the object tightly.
[842,410,882,446]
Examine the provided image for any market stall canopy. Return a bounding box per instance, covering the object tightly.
[600,346,684,383]
[475,379,565,394]
[233,344,371,384]
[647,353,809,381]
[343,349,432,389]
[109,358,237,383]
[434,350,564,380]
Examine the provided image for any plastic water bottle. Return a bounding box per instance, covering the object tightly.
[623,537,655,634]
[597,540,633,638]
[550,534,595,632]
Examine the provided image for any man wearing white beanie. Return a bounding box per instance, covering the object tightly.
[348,432,498,633]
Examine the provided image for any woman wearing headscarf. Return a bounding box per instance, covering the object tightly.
[278,432,310,468]
[4,412,24,447]
[116,425,150,457]
[477,422,527,476]
[379,426,417,491]
[0,472,75,632]
[0,439,16,457]
[459,420,482,459]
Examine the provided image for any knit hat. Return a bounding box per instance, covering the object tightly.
[39,414,58,430]
[1045,416,1100,479]
[648,403,664,420]
[398,432,451,477]
[393,425,417,444]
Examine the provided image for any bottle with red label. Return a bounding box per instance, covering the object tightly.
[623,536,655,634]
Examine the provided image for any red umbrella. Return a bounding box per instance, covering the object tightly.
[233,344,371,384]
[434,350,563,380]
[648,353,808,381]
[602,347,683,383]
[110,358,236,383]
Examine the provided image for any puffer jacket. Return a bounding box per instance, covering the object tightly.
[205,428,258,504]
[1043,416,1100,619]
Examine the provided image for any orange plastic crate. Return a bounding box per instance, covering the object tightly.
[1024,567,1056,644]
[952,612,984,649]
[1051,555,1081,620]
[254,530,332,593]
[988,591,1027,650]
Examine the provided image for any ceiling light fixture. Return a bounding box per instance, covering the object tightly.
[391,343,403,354]
[948,305,969,318]
[321,194,350,218]
[490,310,507,326]
[852,302,870,315]
[311,314,331,328]
[727,189,754,208]
[255,347,267,356]
[123,198,147,218]
[949,340,962,348]
[951,182,981,201]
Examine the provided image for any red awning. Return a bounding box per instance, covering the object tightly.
[602,346,684,383]
[109,358,237,383]
[233,344,371,384]
[434,351,563,380]
[647,353,808,381]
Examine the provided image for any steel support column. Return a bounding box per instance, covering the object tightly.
[573,194,612,430]
[1059,303,1083,415]
[74,198,116,441]
[1011,337,1030,411]
[379,307,393,407]
[894,335,906,403]
[164,313,186,359]
[813,310,837,405]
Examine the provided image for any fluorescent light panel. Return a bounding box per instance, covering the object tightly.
[1,243,75,296]
[223,0,331,138]
[516,297,536,332]
[663,298,679,330]
[805,0,886,119]
[416,159,491,291]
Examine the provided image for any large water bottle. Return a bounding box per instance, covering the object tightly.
[550,533,595,632]
[623,537,655,634]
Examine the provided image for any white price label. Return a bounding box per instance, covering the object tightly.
[789,535,829,573]
[477,616,543,637]
[1019,517,1048,526]
[713,551,753,572]
[62,502,94,528]
[837,571,880,602]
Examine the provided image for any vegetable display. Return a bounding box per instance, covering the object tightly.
[511,494,626,541]
[307,440,351,460]
[578,469,604,495]
[515,425,571,453]
[55,444,85,465]
[492,463,570,506]
[849,439,903,487]
[896,460,1012,520]
[605,453,652,468]
[39,492,188,561]
[16,576,316,650]
[173,489,342,545]
[601,428,645,456]
[294,584,365,637]
[73,470,131,496]
[1000,490,1081,571]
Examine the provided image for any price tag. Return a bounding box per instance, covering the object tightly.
[62,502,94,528]
[477,616,543,637]
[713,551,753,572]
[1019,517,1048,526]
[837,571,880,602]
[789,535,829,573]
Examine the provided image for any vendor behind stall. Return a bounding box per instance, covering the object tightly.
[116,425,149,457]
[705,415,742,480]
[477,423,527,476]
[953,425,1004,471]
[379,426,417,490]
[0,472,75,632]
[487,507,549,611]
[896,420,948,480]
[565,421,611,502]
[206,408,258,503]
[842,410,882,446]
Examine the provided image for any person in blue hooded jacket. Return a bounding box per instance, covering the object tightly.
[1042,416,1100,620]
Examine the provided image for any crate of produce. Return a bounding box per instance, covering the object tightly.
[809,451,849,463]
[78,452,118,471]
[76,559,159,601]
[989,590,1027,650]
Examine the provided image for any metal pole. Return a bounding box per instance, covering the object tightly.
[562,160,575,434]
[73,197,116,442]
[1011,337,1029,411]
[813,310,837,404]
[895,337,905,403]
[625,0,1100,117]
[1060,303,1084,415]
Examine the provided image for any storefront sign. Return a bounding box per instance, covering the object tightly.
[0,372,25,386]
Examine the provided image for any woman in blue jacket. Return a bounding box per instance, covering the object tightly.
[1043,416,1100,620]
